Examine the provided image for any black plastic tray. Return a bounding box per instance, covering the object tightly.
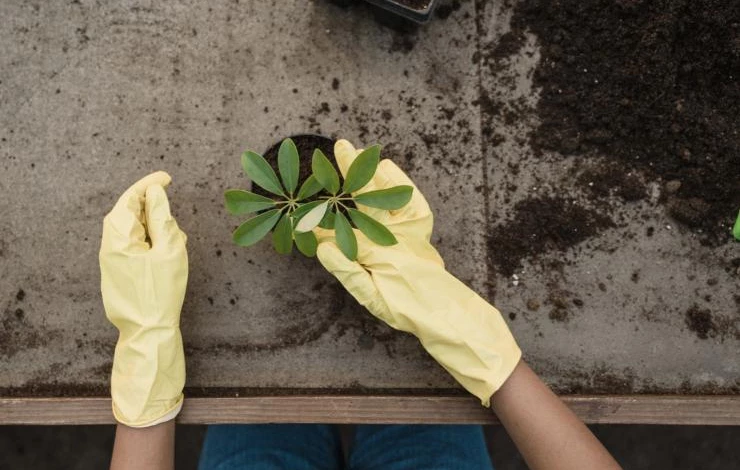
[362,0,439,23]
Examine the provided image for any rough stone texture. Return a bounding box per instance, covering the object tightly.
[0,0,737,396]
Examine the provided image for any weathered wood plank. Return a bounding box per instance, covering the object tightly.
[1,395,738,426]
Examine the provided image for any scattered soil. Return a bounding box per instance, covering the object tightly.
[0,303,50,359]
[509,0,740,242]
[488,196,615,276]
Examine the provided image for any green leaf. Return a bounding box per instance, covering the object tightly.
[272,213,293,254]
[318,210,335,229]
[312,149,340,195]
[291,200,325,221]
[278,138,299,195]
[334,211,358,261]
[295,201,329,233]
[296,175,324,200]
[224,190,276,215]
[353,185,413,210]
[343,145,380,193]
[348,208,397,246]
[241,151,285,197]
[232,209,282,247]
[294,231,318,257]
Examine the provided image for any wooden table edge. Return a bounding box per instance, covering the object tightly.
[1,395,738,425]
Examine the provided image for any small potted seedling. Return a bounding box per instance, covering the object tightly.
[224,136,413,260]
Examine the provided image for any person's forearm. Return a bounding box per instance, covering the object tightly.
[110,420,175,470]
[492,360,621,470]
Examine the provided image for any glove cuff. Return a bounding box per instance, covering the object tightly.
[112,393,184,428]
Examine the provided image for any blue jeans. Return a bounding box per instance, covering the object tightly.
[198,424,493,470]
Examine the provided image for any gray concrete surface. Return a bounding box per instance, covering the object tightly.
[1,424,739,469]
[0,0,737,396]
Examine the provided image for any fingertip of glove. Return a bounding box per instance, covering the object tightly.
[378,159,413,187]
[148,171,172,188]
[334,139,355,156]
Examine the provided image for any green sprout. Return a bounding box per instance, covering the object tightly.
[224,138,413,260]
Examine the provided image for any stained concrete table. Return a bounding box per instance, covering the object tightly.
[1,0,738,424]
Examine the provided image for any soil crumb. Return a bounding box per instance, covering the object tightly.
[512,0,740,242]
[488,196,614,276]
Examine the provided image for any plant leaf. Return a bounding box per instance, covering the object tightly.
[334,211,358,260]
[312,149,340,195]
[241,151,285,196]
[353,185,413,210]
[294,231,318,257]
[295,201,329,233]
[278,138,300,195]
[272,212,293,254]
[348,208,397,246]
[343,145,380,193]
[296,175,324,200]
[291,200,325,221]
[232,209,282,247]
[224,190,276,215]
[318,210,335,229]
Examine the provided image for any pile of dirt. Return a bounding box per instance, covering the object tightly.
[509,0,740,242]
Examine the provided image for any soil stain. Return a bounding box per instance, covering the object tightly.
[488,196,615,276]
[685,305,739,341]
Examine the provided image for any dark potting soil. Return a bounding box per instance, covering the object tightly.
[252,134,336,199]
[508,0,740,243]
[255,134,358,214]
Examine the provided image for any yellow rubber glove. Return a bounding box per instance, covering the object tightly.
[99,171,188,427]
[317,140,521,406]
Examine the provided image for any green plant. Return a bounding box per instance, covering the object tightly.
[224,138,413,260]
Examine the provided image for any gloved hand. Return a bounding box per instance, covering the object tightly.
[99,171,188,427]
[317,140,521,406]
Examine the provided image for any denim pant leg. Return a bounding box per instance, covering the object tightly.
[198,424,343,470]
[349,425,493,470]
